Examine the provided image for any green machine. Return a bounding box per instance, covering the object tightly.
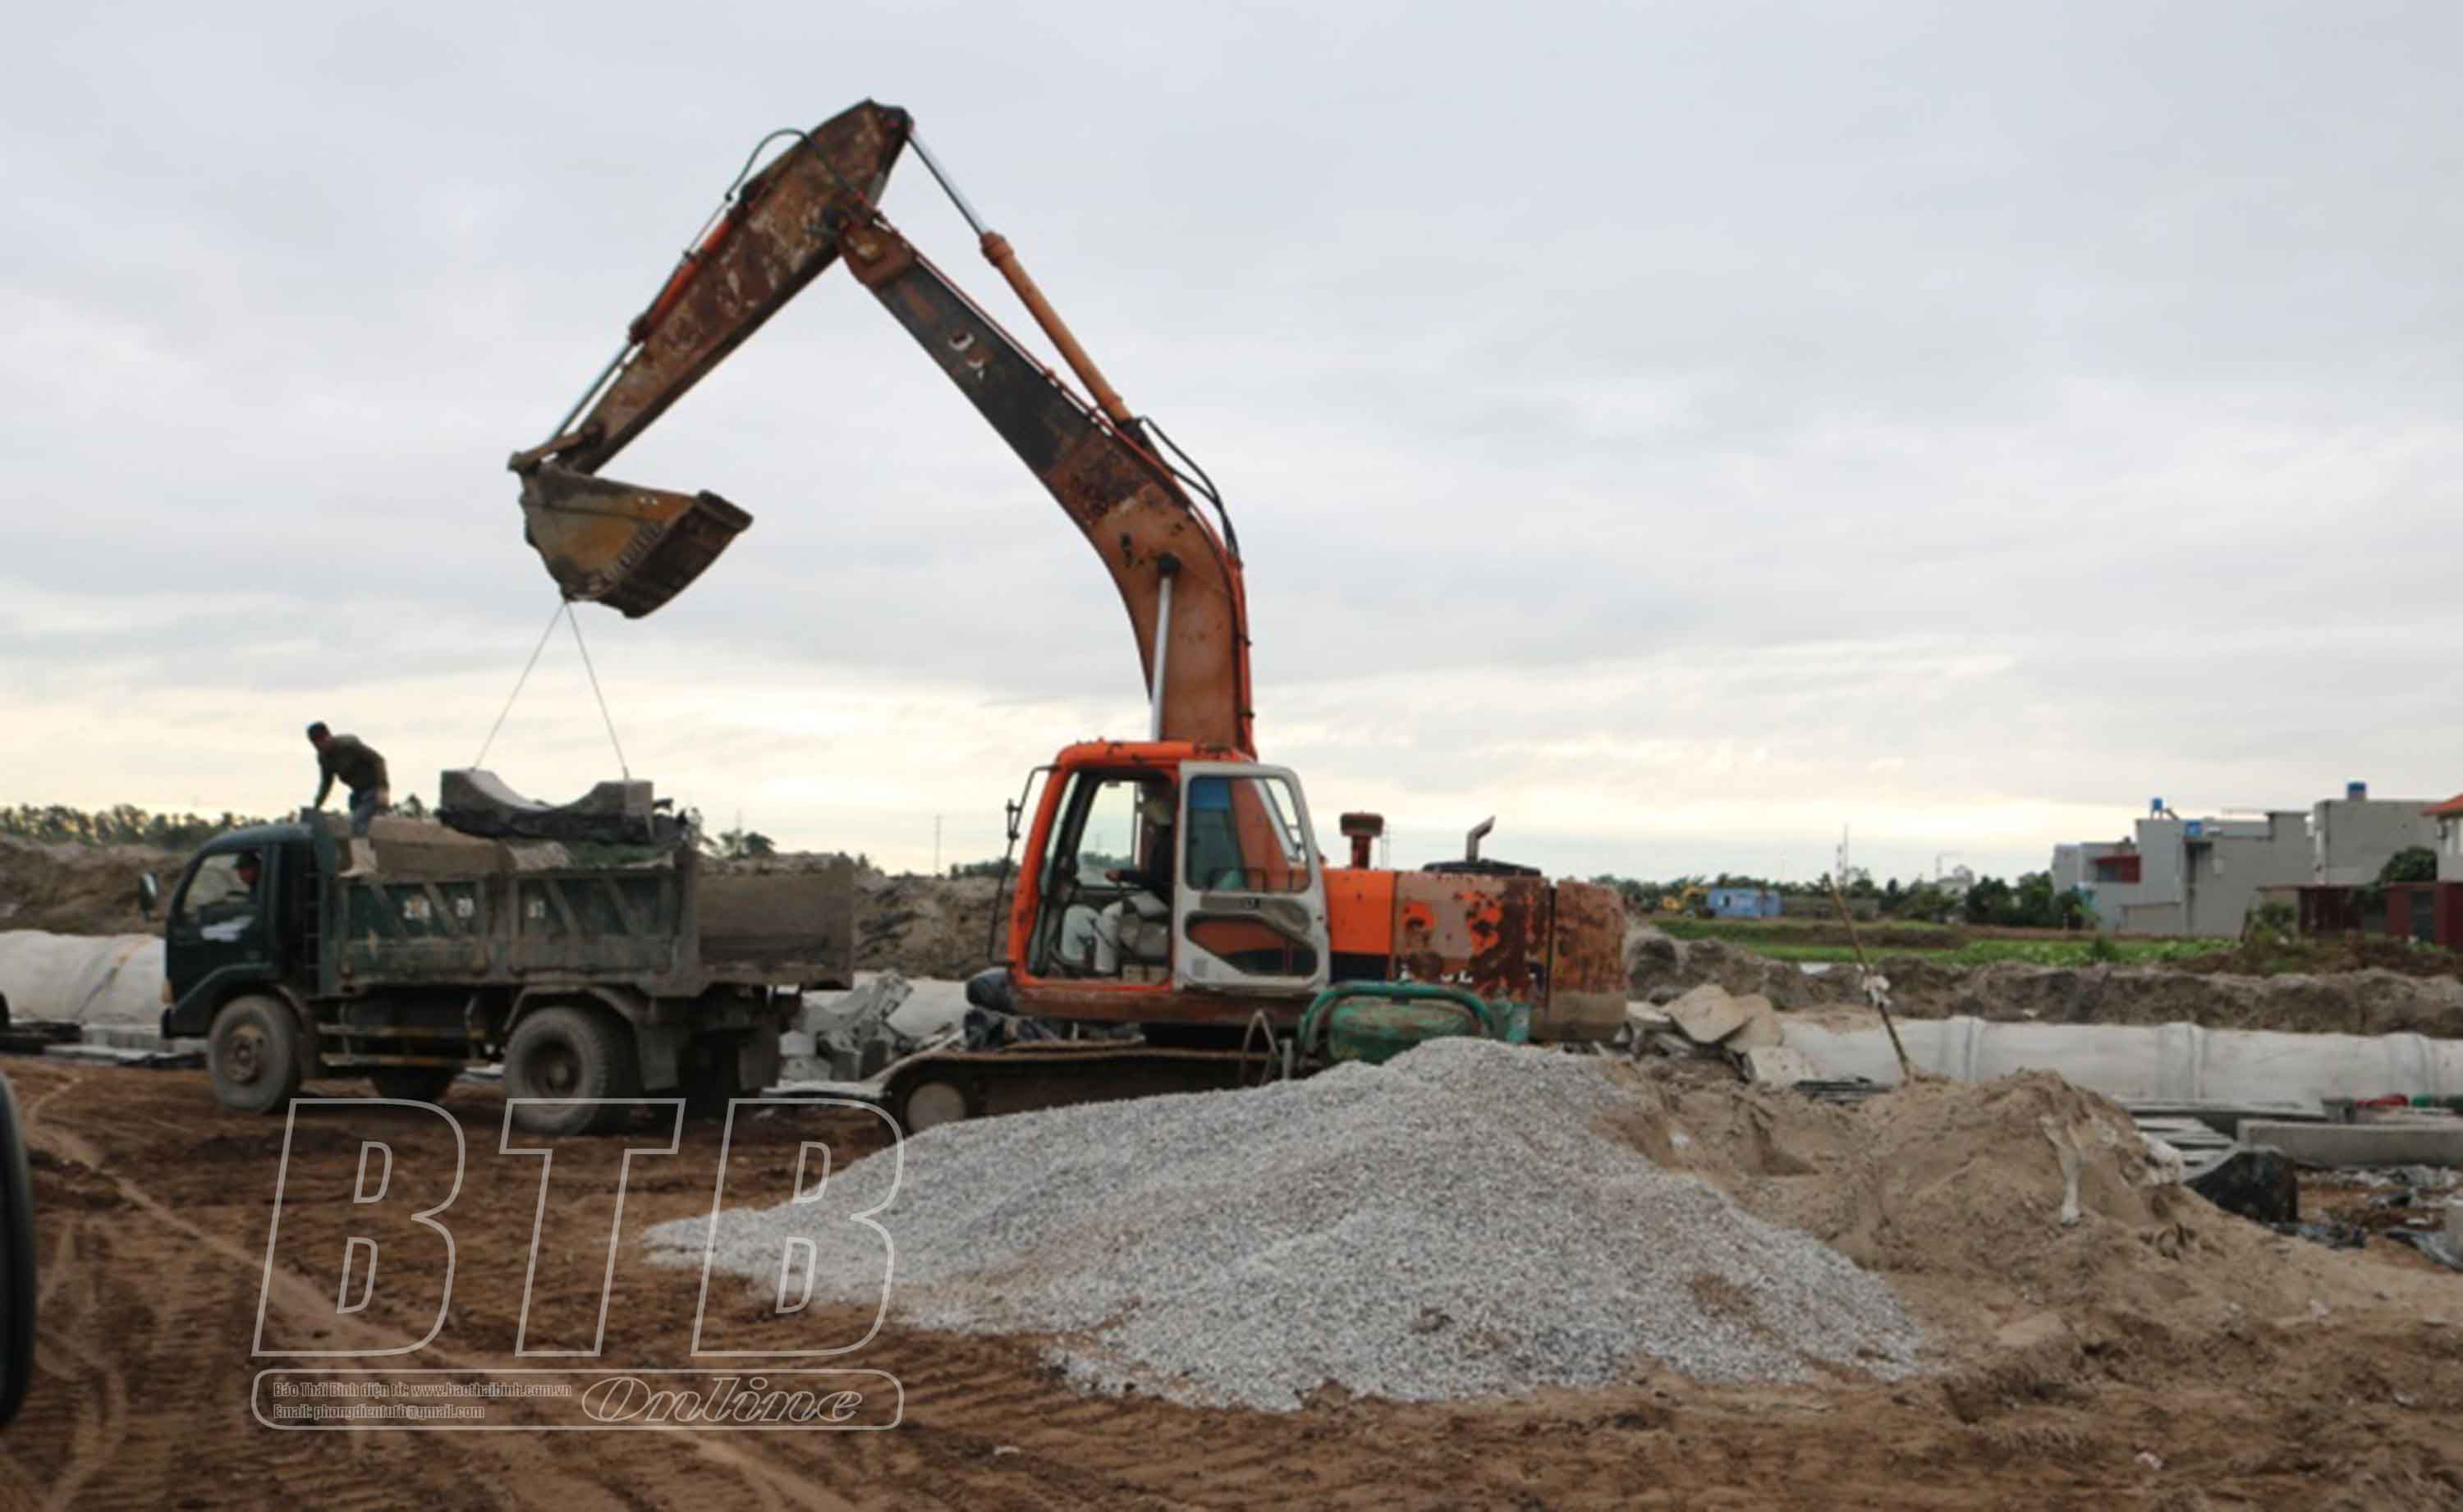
[1296,982,1529,1067]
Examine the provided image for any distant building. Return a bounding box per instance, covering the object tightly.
[2313,782,2439,885]
[2049,784,2438,937]
[2295,788,2463,947]
[1705,887,1782,919]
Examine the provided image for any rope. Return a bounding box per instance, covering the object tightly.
[472,602,565,770]
[565,602,631,780]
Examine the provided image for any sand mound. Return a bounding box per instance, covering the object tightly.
[1602,1064,2454,1355]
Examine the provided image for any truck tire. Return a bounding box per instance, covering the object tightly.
[208,996,306,1116]
[369,1067,458,1105]
[505,1005,640,1136]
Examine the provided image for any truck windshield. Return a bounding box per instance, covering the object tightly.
[178,853,263,940]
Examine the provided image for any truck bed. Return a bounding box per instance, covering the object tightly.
[319,819,854,997]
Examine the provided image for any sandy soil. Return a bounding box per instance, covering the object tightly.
[7,1058,2462,1511]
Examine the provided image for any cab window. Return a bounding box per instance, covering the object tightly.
[177,853,262,937]
[1182,774,1311,894]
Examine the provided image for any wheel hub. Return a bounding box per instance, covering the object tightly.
[226,1023,267,1085]
[532,1042,581,1097]
[902,1080,969,1132]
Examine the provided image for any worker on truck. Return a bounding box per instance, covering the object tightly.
[307,722,391,836]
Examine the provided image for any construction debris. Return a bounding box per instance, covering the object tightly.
[652,1038,1924,1409]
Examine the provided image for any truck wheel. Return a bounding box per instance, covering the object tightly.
[369,1067,458,1105]
[505,1006,640,1136]
[208,996,306,1116]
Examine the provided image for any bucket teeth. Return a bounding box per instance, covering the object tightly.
[517,467,752,617]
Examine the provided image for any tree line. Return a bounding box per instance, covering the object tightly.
[1588,870,2095,928]
[0,803,279,850]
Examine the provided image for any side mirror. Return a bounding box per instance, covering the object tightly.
[137,873,161,919]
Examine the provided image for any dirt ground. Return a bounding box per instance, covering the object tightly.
[8,1059,2463,1511]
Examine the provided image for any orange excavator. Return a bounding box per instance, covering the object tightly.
[511,100,1625,1128]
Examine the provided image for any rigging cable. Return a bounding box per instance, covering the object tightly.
[473,601,565,770]
[564,601,631,781]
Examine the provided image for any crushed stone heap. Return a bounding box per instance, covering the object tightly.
[648,1038,1924,1409]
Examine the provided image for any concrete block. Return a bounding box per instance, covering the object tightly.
[2448,1198,2462,1249]
[1624,1003,1673,1036]
[1726,994,1783,1051]
[2239,1119,2463,1169]
[1666,984,1746,1045]
[1741,1045,1825,1087]
[777,1031,817,1059]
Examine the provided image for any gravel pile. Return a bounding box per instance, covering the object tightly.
[645,1038,1923,1409]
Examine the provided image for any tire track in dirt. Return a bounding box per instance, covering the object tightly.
[19,1064,897,1512]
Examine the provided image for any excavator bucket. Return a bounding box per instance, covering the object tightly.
[518,466,752,619]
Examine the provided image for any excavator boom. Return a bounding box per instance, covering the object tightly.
[515,103,1254,754]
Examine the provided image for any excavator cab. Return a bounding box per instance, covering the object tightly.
[1012,744,1330,1010]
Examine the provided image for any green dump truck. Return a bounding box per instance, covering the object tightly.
[153,812,853,1135]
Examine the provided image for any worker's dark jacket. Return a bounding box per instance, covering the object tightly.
[319,735,389,795]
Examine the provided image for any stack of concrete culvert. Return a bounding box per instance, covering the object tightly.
[0,930,164,1032]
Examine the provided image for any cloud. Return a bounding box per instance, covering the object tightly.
[5,1,2459,886]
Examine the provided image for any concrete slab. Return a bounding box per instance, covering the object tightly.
[1665,984,1746,1045]
[1726,994,1784,1051]
[1741,1045,1825,1086]
[1623,1003,1673,1036]
[2240,1119,2463,1169]
[2121,1100,2328,1140]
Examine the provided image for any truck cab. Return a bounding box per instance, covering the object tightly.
[159,822,319,1039]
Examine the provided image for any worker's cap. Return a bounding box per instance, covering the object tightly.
[305,722,330,740]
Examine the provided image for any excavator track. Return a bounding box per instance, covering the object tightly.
[871,1040,1268,1133]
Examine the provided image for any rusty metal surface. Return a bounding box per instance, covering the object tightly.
[516,468,750,616]
[1393,872,1551,1006]
[841,217,1254,753]
[558,100,910,474]
[1541,878,1626,1042]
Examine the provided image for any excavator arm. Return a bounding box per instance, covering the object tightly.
[511,101,1255,755]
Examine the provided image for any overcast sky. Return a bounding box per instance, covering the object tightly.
[4,2,2457,882]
